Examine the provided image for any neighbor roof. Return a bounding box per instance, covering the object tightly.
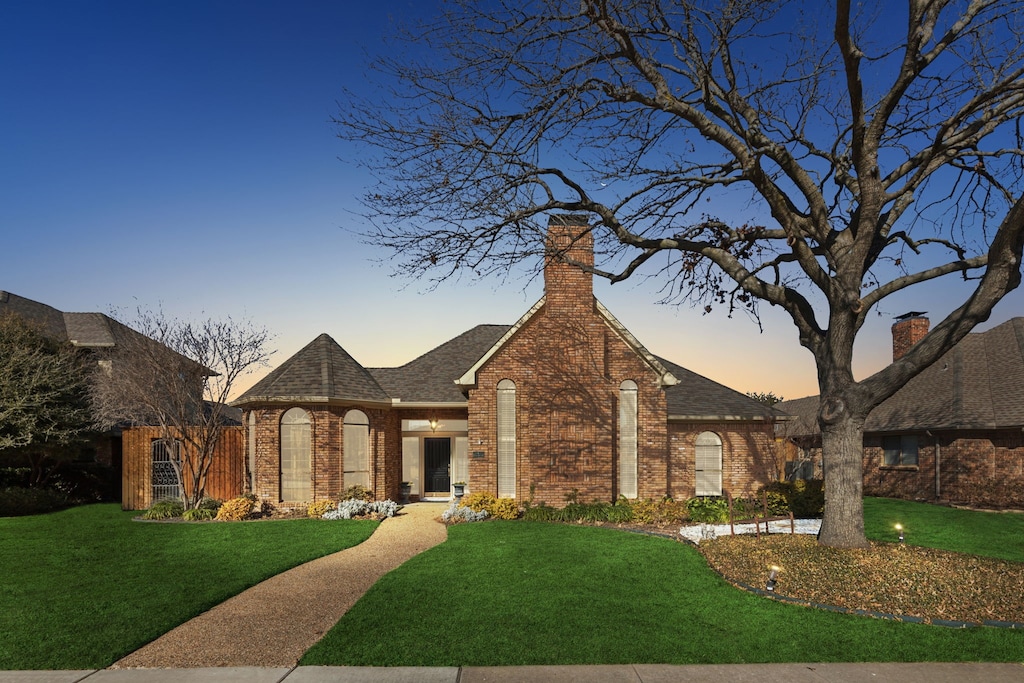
[779,317,1024,435]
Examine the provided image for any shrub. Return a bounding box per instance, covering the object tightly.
[0,486,70,517]
[143,499,184,520]
[441,500,488,524]
[489,498,520,520]
[460,491,497,513]
[762,480,825,518]
[322,498,401,520]
[521,503,559,521]
[629,497,688,525]
[197,497,223,511]
[686,496,729,524]
[307,500,336,518]
[215,496,255,521]
[182,507,216,521]
[340,485,373,502]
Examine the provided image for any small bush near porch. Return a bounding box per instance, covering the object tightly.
[0,504,377,670]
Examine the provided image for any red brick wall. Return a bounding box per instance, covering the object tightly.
[892,316,929,360]
[245,403,404,506]
[667,422,778,499]
[796,428,1024,508]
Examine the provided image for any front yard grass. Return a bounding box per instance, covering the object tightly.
[301,498,1024,666]
[0,503,377,670]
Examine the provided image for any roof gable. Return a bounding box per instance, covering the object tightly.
[234,333,390,405]
[455,296,678,388]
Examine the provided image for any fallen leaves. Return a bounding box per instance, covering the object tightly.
[699,534,1024,625]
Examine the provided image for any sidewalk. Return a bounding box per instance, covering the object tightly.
[3,663,1024,683]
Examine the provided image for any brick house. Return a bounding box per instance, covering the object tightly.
[779,314,1024,508]
[0,291,244,510]
[233,216,781,507]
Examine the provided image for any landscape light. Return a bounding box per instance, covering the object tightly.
[766,566,779,592]
[895,523,904,543]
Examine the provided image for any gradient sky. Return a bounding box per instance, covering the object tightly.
[4,1,1023,402]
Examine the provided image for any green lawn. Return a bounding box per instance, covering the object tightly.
[1,504,377,670]
[301,498,1024,666]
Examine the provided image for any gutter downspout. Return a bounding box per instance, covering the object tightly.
[927,430,941,500]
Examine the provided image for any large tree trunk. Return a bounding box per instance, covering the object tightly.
[817,406,870,548]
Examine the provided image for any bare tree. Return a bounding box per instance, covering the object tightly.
[337,0,1024,547]
[0,313,92,485]
[91,310,273,509]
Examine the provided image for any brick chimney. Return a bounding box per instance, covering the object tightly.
[892,312,929,360]
[544,215,594,311]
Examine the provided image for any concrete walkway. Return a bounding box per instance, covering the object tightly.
[112,503,449,669]
[4,663,1024,683]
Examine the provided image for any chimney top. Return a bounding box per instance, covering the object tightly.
[892,312,930,361]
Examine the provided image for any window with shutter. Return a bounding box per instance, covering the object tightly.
[694,431,723,496]
[280,408,311,501]
[618,380,638,499]
[497,379,516,498]
[344,409,371,489]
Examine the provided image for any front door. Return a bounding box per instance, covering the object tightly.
[424,437,452,497]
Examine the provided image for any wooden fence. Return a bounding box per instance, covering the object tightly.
[121,425,245,510]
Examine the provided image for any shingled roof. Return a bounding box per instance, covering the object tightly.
[659,356,781,421]
[234,333,391,405]
[370,325,510,404]
[779,317,1024,436]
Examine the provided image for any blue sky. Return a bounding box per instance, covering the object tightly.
[3,0,1022,401]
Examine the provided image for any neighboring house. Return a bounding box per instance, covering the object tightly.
[779,314,1024,508]
[233,216,782,507]
[0,291,244,510]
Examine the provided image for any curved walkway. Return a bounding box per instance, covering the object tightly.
[113,503,448,669]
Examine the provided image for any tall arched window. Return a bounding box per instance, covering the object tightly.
[280,408,311,501]
[344,409,371,490]
[618,380,638,499]
[695,431,723,496]
[497,379,516,498]
[247,411,257,493]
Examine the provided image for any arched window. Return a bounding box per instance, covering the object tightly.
[618,380,638,499]
[344,409,371,490]
[497,379,516,498]
[247,411,256,493]
[280,408,311,501]
[695,431,723,496]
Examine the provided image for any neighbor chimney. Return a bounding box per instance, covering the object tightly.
[544,215,594,312]
[892,312,929,360]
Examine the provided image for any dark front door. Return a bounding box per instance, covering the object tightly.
[424,437,452,495]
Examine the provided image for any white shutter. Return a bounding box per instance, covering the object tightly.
[497,380,516,498]
[695,432,723,496]
[618,381,638,499]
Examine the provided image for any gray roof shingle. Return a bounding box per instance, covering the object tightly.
[659,356,781,420]
[235,333,391,404]
[369,325,511,403]
[779,317,1024,436]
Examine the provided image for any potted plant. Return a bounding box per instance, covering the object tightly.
[453,482,466,499]
[399,481,412,505]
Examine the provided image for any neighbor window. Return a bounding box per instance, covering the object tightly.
[280,407,311,501]
[882,435,918,467]
[618,380,638,499]
[344,409,371,489]
[695,431,723,496]
[497,379,516,498]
